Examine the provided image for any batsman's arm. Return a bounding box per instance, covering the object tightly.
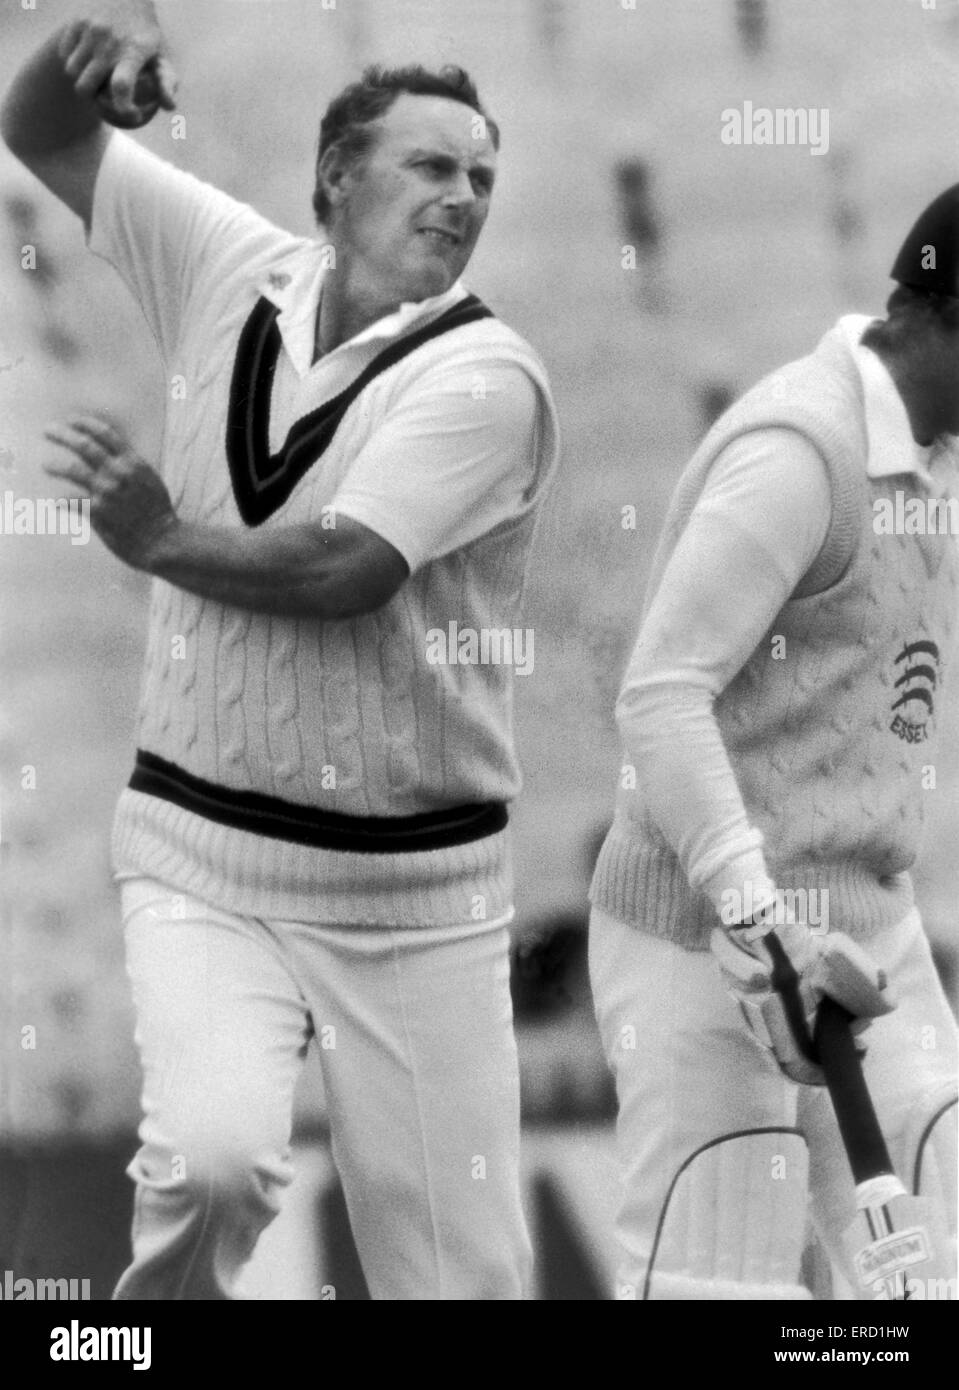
[617,432,894,1081]
[615,430,832,915]
[0,2,176,227]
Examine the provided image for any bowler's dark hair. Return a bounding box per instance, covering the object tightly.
[862,283,959,353]
[312,64,499,225]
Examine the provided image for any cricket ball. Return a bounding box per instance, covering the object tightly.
[95,67,162,130]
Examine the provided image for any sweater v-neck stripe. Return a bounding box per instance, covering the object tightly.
[226,291,493,526]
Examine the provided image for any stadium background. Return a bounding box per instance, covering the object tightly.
[1,0,957,1298]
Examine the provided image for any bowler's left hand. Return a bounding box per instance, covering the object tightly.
[43,415,177,570]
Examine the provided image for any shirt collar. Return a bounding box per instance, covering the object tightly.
[835,313,944,484]
[257,242,468,378]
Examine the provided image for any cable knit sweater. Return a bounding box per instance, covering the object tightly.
[591,320,959,948]
[90,134,560,927]
[111,311,559,925]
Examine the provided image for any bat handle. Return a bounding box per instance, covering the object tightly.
[813,996,895,1185]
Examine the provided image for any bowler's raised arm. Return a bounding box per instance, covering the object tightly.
[1,1,177,227]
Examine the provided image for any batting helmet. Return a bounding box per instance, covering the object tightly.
[890,184,959,296]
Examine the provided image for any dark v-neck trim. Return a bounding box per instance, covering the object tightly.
[225,291,493,527]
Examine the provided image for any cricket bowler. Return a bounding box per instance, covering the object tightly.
[2,1,559,1300]
[588,185,959,1299]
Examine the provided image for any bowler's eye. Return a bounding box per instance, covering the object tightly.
[416,159,447,177]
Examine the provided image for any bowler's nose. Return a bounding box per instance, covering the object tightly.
[442,168,476,208]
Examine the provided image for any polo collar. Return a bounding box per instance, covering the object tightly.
[256,242,468,377]
[836,314,945,484]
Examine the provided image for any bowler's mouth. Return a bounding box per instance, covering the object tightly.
[417,227,462,247]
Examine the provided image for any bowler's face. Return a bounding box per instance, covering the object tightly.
[332,94,497,302]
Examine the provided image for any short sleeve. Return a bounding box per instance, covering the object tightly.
[331,358,540,572]
[87,132,307,361]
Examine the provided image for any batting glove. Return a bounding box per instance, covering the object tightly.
[710,913,896,1086]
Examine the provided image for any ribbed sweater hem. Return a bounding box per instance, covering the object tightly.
[588,828,914,950]
[111,789,512,927]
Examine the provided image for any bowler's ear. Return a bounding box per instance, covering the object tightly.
[315,144,355,217]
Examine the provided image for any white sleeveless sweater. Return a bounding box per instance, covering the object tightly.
[591,322,959,947]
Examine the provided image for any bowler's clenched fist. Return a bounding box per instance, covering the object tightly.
[59,2,177,128]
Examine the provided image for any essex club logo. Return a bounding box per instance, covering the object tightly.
[891,641,939,743]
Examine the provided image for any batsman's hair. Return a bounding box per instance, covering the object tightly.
[862,283,959,353]
[312,64,499,226]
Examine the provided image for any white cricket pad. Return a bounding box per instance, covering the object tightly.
[911,1088,957,1217]
[907,1087,958,1299]
[644,1129,812,1299]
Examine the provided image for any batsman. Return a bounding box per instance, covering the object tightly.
[2,2,558,1298]
[589,186,959,1299]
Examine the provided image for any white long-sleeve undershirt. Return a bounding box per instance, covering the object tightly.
[616,428,832,919]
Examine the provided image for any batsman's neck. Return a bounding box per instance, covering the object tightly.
[867,337,947,447]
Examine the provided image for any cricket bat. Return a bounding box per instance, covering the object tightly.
[814,995,955,1300]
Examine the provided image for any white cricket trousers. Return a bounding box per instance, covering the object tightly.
[114,877,531,1301]
[589,905,958,1298]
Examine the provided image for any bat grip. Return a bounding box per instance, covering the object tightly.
[813,996,895,1185]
